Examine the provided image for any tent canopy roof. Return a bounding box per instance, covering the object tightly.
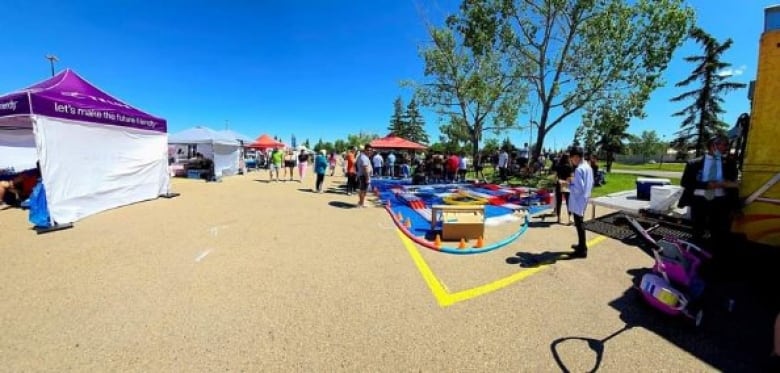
[248,134,285,149]
[0,69,166,132]
[169,126,240,146]
[369,133,427,150]
[220,129,254,143]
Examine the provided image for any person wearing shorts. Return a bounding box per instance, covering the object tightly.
[269,148,283,181]
[355,145,372,207]
[283,150,296,181]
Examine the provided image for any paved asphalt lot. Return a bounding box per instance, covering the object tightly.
[0,175,773,371]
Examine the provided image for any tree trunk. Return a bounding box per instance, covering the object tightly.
[606,152,614,173]
[534,127,547,160]
[470,127,480,178]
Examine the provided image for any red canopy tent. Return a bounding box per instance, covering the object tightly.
[369,133,427,150]
[248,134,285,149]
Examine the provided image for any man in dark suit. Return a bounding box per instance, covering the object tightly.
[678,135,740,253]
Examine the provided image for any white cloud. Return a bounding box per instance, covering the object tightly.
[717,64,747,77]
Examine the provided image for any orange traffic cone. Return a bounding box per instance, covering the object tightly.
[458,238,467,249]
[474,236,485,248]
[434,234,442,249]
[405,218,412,228]
[396,212,403,221]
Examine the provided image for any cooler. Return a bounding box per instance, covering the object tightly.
[636,178,671,200]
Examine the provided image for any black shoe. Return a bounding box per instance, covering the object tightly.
[570,244,581,250]
[569,250,587,259]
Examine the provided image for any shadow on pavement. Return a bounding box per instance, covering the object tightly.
[604,267,778,372]
[549,325,633,373]
[528,221,556,228]
[506,251,578,267]
[577,211,780,371]
[328,201,358,209]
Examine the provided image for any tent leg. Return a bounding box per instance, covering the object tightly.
[34,222,74,234]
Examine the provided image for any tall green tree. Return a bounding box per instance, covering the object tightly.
[501,137,515,152]
[402,99,429,144]
[588,106,631,172]
[670,27,746,157]
[333,139,347,153]
[627,130,665,161]
[499,0,693,158]
[409,0,528,165]
[388,97,407,136]
[438,117,470,151]
[346,132,378,149]
[482,138,501,155]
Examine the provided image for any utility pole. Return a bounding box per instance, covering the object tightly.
[45,54,59,76]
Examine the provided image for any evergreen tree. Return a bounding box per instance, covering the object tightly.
[671,27,746,157]
[388,96,407,136]
[402,99,428,144]
[501,137,514,152]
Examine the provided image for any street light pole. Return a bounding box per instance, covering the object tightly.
[45,54,59,76]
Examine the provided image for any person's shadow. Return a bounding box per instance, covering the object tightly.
[506,251,577,267]
[328,201,359,209]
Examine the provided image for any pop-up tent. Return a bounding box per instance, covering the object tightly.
[168,126,241,177]
[248,134,285,150]
[0,69,169,225]
[220,129,253,144]
[369,133,427,150]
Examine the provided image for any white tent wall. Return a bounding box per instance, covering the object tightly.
[34,116,169,223]
[213,143,240,176]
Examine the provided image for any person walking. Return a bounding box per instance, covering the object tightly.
[328,152,338,176]
[314,149,328,193]
[283,150,296,181]
[567,146,593,258]
[269,147,283,182]
[297,149,310,183]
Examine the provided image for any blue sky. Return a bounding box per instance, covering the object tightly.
[0,0,767,150]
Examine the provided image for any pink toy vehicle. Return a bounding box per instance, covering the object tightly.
[626,215,711,326]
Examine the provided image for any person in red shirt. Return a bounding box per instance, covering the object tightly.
[446,152,460,182]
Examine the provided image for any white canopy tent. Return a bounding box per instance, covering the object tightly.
[0,69,170,225]
[168,126,241,177]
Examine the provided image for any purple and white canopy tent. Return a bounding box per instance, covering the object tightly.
[0,69,169,224]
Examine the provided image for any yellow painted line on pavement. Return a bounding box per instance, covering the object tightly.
[397,229,608,308]
[396,230,451,306]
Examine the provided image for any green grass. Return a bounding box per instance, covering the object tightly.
[608,161,685,172]
[591,172,680,198]
[467,166,680,198]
